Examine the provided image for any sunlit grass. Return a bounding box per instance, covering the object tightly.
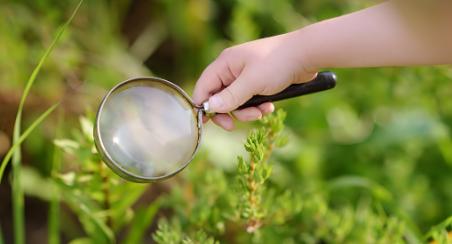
[0,1,83,243]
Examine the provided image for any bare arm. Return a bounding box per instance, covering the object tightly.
[193,1,452,130]
[296,1,452,70]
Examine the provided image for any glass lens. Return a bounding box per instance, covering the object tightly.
[97,79,200,179]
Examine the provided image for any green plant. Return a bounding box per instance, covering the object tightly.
[51,116,159,243]
[151,111,289,243]
[1,1,452,243]
[150,109,451,243]
[236,110,287,233]
[153,219,218,244]
[0,225,3,244]
[0,2,82,244]
[426,216,452,244]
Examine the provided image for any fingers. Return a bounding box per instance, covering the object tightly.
[192,58,239,106]
[257,102,275,115]
[206,71,259,113]
[232,102,274,121]
[232,107,262,121]
[211,114,235,131]
[204,102,274,130]
[192,62,225,105]
[293,72,318,84]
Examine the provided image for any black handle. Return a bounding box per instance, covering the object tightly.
[237,71,337,109]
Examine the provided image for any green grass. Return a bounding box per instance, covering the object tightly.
[48,111,64,244]
[0,224,3,244]
[0,1,82,243]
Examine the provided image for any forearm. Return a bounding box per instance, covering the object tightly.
[291,1,452,70]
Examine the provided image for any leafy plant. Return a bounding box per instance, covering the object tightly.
[51,117,158,243]
[150,110,452,243]
[153,219,218,244]
[1,1,452,243]
[426,216,452,244]
[236,110,287,233]
[0,2,82,244]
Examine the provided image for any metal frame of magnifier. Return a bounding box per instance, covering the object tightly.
[94,77,205,182]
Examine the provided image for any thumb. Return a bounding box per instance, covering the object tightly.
[207,75,256,113]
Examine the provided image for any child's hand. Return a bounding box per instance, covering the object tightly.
[193,1,452,130]
[192,34,317,130]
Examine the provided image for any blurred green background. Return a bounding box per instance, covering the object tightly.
[0,0,451,243]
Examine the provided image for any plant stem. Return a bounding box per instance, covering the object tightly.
[4,2,83,243]
[9,104,58,244]
[99,162,112,229]
[11,154,25,244]
[12,103,26,244]
[0,223,4,244]
[262,133,275,164]
[246,157,263,233]
[0,104,58,181]
[247,133,275,233]
[48,111,63,244]
[48,194,60,244]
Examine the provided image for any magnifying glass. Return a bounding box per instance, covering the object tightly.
[94,71,337,182]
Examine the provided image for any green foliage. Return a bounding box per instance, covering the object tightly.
[236,110,287,233]
[425,216,452,244]
[153,219,219,244]
[0,104,58,181]
[0,2,82,244]
[153,219,182,244]
[153,110,424,243]
[0,225,3,244]
[123,199,161,244]
[51,117,158,243]
[1,1,452,243]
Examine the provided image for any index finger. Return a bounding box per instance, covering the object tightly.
[192,59,236,105]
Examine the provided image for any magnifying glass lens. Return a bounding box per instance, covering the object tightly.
[97,80,199,180]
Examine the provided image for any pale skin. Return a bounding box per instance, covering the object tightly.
[192,1,452,130]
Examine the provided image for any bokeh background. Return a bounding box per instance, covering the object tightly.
[1,0,451,243]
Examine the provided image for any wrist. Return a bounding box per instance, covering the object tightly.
[286,25,322,75]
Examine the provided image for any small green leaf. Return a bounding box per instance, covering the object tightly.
[153,219,183,244]
[0,103,59,181]
[68,238,92,244]
[54,139,80,154]
[56,172,76,186]
[79,117,94,142]
[237,156,248,173]
[275,134,289,147]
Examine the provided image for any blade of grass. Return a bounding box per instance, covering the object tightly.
[48,174,61,244]
[7,1,83,243]
[1,103,58,244]
[124,199,161,244]
[48,111,64,244]
[57,182,115,243]
[0,223,4,244]
[0,104,59,180]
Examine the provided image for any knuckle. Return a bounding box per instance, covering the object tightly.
[219,47,235,58]
[223,87,239,109]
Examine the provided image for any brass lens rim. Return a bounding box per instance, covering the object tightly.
[94,77,203,182]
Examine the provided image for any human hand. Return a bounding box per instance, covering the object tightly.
[192,33,317,130]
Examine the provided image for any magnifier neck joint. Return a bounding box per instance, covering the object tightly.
[200,101,216,116]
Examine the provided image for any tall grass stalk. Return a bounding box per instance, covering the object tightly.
[0,104,57,243]
[0,223,4,244]
[48,111,63,244]
[0,104,58,180]
[0,1,83,243]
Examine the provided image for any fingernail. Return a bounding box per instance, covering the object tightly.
[209,95,224,111]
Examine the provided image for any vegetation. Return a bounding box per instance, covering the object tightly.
[0,0,451,243]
